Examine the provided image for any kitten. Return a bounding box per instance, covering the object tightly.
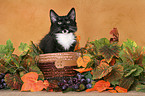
[39,8,77,53]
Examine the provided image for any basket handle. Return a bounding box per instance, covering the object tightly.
[55,59,77,68]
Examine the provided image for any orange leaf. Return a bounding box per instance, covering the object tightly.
[85,88,96,92]
[94,80,110,92]
[21,82,33,92]
[107,87,114,90]
[108,90,117,93]
[43,80,49,89]
[74,68,93,73]
[21,72,38,83]
[74,35,81,51]
[115,86,127,93]
[21,72,48,92]
[31,80,44,92]
[77,56,91,68]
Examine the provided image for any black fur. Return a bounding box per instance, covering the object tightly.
[39,8,77,53]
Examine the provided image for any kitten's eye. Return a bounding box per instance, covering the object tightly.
[66,21,70,24]
[58,21,62,25]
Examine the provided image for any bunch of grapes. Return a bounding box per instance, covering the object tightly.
[58,73,92,91]
[0,73,7,89]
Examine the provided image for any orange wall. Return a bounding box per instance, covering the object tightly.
[1,0,145,54]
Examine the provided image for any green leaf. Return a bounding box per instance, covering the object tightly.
[104,65,124,83]
[83,71,92,80]
[5,39,15,54]
[136,85,145,92]
[133,65,144,76]
[28,64,44,80]
[119,76,134,90]
[122,39,137,51]
[124,68,137,77]
[124,65,143,77]
[18,42,29,52]
[0,63,7,73]
[92,62,112,79]
[0,45,7,56]
[5,73,22,90]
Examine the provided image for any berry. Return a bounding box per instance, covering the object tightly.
[86,83,92,89]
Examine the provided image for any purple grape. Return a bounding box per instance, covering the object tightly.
[81,78,87,84]
[0,75,3,79]
[73,84,79,89]
[1,79,4,83]
[0,84,3,89]
[86,83,92,89]
[72,78,78,84]
[62,84,68,90]
[86,78,91,83]
[58,82,65,87]
[77,73,82,80]
[68,79,73,85]
[2,83,6,87]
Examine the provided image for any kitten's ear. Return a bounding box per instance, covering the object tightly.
[50,9,58,23]
[67,8,76,21]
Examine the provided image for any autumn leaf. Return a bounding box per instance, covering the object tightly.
[86,80,111,92]
[43,80,49,89]
[5,73,22,90]
[119,76,134,90]
[108,90,117,93]
[85,88,96,92]
[99,45,120,63]
[21,72,49,92]
[104,65,124,83]
[92,61,112,79]
[74,68,93,73]
[115,86,127,93]
[77,56,91,68]
[94,80,111,92]
[21,72,38,83]
[74,35,81,51]
[110,28,119,43]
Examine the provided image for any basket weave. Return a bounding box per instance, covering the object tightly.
[38,52,80,80]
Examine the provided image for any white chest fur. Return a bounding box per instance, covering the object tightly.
[56,33,76,50]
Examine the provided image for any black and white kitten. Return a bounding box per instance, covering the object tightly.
[39,8,77,53]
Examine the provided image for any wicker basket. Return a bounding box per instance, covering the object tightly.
[38,52,80,80]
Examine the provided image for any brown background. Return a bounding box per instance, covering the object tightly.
[1,0,145,54]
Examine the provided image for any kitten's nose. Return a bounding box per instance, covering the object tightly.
[62,29,69,33]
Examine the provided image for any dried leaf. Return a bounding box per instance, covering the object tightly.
[104,65,124,83]
[77,56,91,68]
[21,72,47,92]
[99,45,120,63]
[21,72,38,83]
[74,68,93,73]
[115,86,127,93]
[74,35,81,51]
[110,28,119,43]
[92,61,112,79]
[85,88,96,92]
[119,76,134,90]
[108,90,117,93]
[5,73,22,90]
[43,80,49,89]
[94,80,110,92]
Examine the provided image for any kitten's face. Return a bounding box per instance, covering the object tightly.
[50,8,77,34]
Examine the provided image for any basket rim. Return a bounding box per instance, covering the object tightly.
[39,52,80,56]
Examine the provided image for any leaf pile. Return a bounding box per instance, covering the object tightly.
[74,28,145,93]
